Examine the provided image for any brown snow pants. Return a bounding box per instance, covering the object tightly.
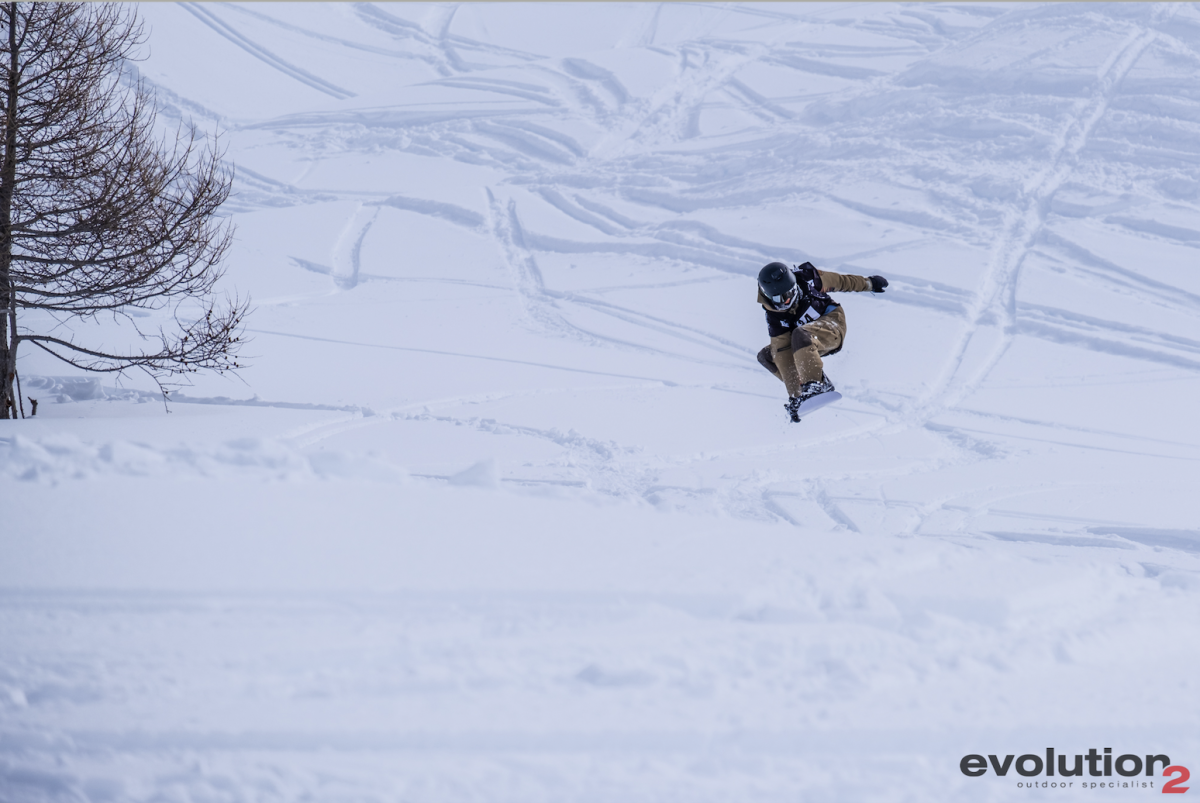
[757,305,847,397]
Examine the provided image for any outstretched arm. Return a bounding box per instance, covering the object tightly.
[817,270,887,293]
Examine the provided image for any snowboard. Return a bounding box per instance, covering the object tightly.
[793,390,842,420]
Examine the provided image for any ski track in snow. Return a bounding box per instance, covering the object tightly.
[89,1,1200,520]
[331,203,378,289]
[909,7,1172,421]
[179,3,356,100]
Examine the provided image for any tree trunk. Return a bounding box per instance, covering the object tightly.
[0,3,18,419]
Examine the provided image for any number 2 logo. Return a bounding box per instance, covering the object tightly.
[1164,765,1191,794]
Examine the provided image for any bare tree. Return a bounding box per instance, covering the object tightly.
[0,2,244,419]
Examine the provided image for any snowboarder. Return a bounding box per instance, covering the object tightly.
[755,261,888,422]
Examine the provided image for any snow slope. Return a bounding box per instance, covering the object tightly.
[3,3,1200,801]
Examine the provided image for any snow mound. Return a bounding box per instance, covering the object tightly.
[0,433,405,483]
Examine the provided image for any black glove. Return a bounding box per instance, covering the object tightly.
[868,275,888,293]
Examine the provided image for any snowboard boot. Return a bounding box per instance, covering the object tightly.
[785,396,803,423]
[784,374,835,423]
[799,373,835,400]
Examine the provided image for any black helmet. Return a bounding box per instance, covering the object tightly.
[758,262,799,310]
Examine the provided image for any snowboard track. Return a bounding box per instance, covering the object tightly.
[129,2,1200,535]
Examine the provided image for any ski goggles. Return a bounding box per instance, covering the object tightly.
[765,285,799,310]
